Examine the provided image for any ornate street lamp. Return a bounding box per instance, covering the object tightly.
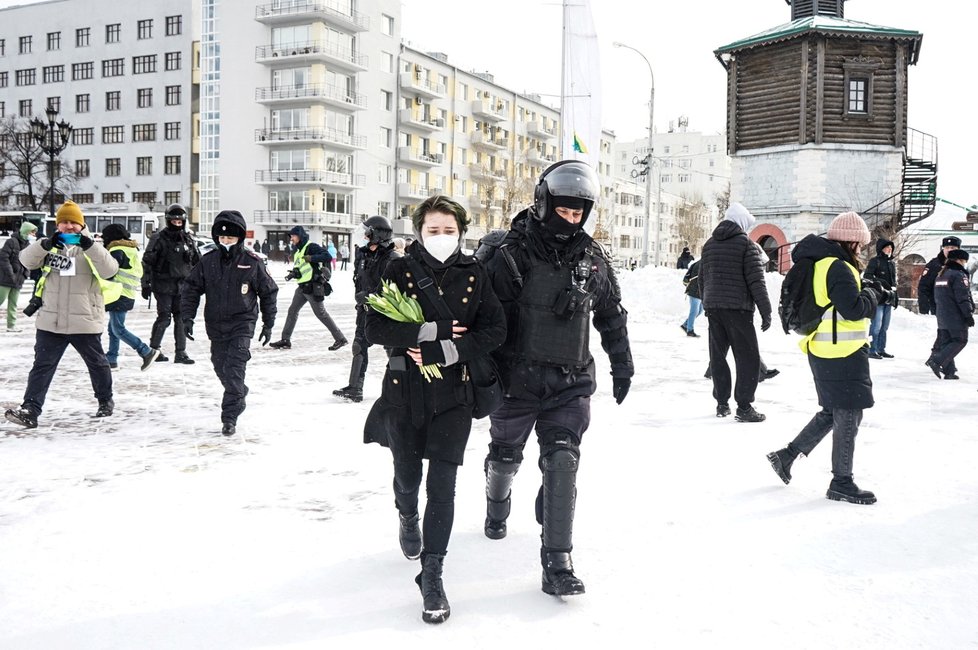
[30,105,73,221]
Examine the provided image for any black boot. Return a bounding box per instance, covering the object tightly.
[222,422,236,436]
[398,512,422,560]
[269,339,291,350]
[414,553,450,624]
[541,549,586,596]
[540,447,584,596]
[173,351,195,365]
[766,445,798,484]
[95,399,114,418]
[484,443,521,539]
[5,407,38,429]
[826,476,876,505]
[735,405,766,422]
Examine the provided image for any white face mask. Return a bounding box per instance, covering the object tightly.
[359,237,371,248]
[423,234,460,263]
[219,242,235,252]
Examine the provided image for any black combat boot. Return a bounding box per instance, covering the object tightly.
[484,443,521,539]
[766,444,799,484]
[541,548,585,596]
[269,339,291,350]
[414,553,450,624]
[4,407,38,429]
[716,402,731,417]
[826,476,876,505]
[735,405,766,422]
[222,422,236,436]
[95,399,114,418]
[540,446,584,596]
[398,512,422,560]
[173,351,195,365]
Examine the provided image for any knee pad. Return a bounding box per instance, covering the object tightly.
[487,441,524,465]
[538,431,580,470]
[542,447,579,473]
[351,341,363,356]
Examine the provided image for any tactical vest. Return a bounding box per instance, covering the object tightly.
[800,257,869,358]
[293,242,313,283]
[515,252,593,368]
[107,245,143,301]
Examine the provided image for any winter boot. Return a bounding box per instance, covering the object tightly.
[140,348,161,371]
[759,368,780,382]
[398,512,422,560]
[686,329,700,337]
[108,362,119,370]
[766,445,799,484]
[716,402,731,418]
[328,338,349,351]
[222,422,236,436]
[173,351,195,365]
[735,405,766,422]
[4,407,38,429]
[95,400,114,418]
[414,553,450,624]
[484,443,522,539]
[269,339,291,350]
[826,476,876,505]
[925,358,942,378]
[540,446,584,596]
[155,353,169,363]
[541,548,586,596]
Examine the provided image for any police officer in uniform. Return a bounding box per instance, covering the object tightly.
[477,160,633,596]
[180,211,278,436]
[333,216,399,402]
[142,204,200,364]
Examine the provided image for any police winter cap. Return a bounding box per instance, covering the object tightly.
[947,249,969,262]
[942,236,962,248]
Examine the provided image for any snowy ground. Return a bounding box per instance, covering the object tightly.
[1,262,976,649]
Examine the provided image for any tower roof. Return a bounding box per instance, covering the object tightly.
[714,15,923,65]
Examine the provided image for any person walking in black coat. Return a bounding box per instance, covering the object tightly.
[363,195,505,624]
[0,221,37,332]
[142,204,200,364]
[766,212,890,505]
[180,211,278,436]
[333,216,399,403]
[681,259,703,336]
[698,202,771,422]
[925,249,974,380]
[677,247,694,270]
[917,236,960,315]
[864,238,898,358]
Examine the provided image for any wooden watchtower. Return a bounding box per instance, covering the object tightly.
[714,0,931,270]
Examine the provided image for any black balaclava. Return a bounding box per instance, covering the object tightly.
[542,195,589,245]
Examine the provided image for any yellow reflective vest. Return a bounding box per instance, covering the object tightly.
[293,242,313,283]
[800,257,870,358]
[34,251,124,306]
[106,244,143,302]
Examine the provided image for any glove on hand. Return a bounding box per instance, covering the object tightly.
[183,320,195,341]
[142,286,152,300]
[78,235,94,250]
[967,315,975,328]
[39,238,55,251]
[612,377,631,405]
[760,316,772,332]
[259,325,272,346]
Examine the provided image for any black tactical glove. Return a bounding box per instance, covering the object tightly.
[259,325,272,346]
[612,377,631,405]
[183,319,195,341]
[39,237,55,251]
[142,286,152,300]
[967,315,975,328]
[78,235,94,250]
[761,315,772,332]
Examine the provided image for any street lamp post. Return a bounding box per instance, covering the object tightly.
[30,106,73,222]
[613,41,657,266]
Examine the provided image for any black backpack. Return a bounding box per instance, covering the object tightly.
[778,258,829,335]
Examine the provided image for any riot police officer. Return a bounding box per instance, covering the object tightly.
[333,216,399,402]
[477,160,633,596]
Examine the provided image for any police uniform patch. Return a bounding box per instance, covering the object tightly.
[241,284,249,294]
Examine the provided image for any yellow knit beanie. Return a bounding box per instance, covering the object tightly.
[55,200,85,227]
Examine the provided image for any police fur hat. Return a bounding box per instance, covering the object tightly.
[947,249,969,262]
[942,236,962,248]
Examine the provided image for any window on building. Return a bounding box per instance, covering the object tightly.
[137,88,152,108]
[74,93,89,113]
[165,155,181,175]
[102,192,124,203]
[72,128,93,145]
[164,121,181,140]
[663,145,670,154]
[847,78,867,114]
[43,65,64,83]
[0,39,5,57]
[102,127,124,144]
[106,24,121,44]
[102,58,124,77]
[165,85,181,105]
[0,72,6,88]
[381,90,392,111]
[660,174,672,183]
[19,35,32,54]
[133,123,156,141]
[47,32,61,51]
[0,101,5,118]
[382,51,394,73]
[324,192,351,214]
[678,174,690,183]
[377,164,391,184]
[15,69,36,86]
[76,27,90,48]
[75,159,90,178]
[105,158,121,176]
[381,14,394,36]
[377,202,391,218]
[133,55,157,74]
[380,127,392,148]
[164,191,181,205]
[106,91,120,111]
[165,15,182,36]
[165,51,181,71]
[72,62,93,80]
[47,96,60,113]
[18,100,31,117]
[137,157,152,175]
[138,19,153,40]
[72,193,93,204]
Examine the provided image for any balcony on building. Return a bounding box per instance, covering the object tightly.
[253,210,361,229]
[471,131,508,151]
[399,73,447,99]
[254,0,370,32]
[471,99,507,122]
[397,147,443,167]
[398,108,445,133]
[255,84,367,111]
[397,183,439,201]
[469,192,505,211]
[468,163,506,182]
[255,169,366,188]
[255,127,366,150]
[526,119,556,139]
[528,149,556,166]
[255,40,369,72]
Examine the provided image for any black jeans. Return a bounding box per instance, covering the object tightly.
[210,336,251,425]
[790,407,862,479]
[930,328,968,374]
[351,308,370,383]
[392,458,459,556]
[707,309,760,408]
[22,329,113,416]
[150,292,187,352]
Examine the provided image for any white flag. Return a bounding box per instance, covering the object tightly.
[561,0,601,170]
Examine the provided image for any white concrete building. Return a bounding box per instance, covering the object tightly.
[0,0,199,220]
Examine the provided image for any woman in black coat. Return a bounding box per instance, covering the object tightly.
[363,195,505,624]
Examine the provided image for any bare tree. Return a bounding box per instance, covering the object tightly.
[674,194,711,255]
[0,116,76,211]
[714,181,730,218]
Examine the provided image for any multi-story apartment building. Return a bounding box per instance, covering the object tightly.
[0,0,200,220]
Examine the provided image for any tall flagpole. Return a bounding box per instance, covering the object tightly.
[558,0,567,160]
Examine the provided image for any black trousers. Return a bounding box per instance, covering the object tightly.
[210,336,251,425]
[392,458,459,556]
[707,309,760,408]
[23,329,113,416]
[931,328,968,374]
[150,292,187,352]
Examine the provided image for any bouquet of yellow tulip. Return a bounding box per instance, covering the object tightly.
[365,280,443,382]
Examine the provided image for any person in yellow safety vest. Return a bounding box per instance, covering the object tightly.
[101,224,161,371]
[268,225,348,351]
[4,201,119,429]
[766,211,894,505]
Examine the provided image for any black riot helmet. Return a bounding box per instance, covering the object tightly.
[165,203,187,225]
[363,215,393,245]
[532,160,600,222]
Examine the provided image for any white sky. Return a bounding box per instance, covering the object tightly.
[1,0,971,205]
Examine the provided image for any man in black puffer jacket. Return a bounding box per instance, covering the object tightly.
[698,202,771,422]
[863,237,898,358]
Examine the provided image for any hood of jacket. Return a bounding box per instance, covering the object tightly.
[711,219,747,242]
[791,233,849,264]
[875,238,895,257]
[108,239,139,251]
